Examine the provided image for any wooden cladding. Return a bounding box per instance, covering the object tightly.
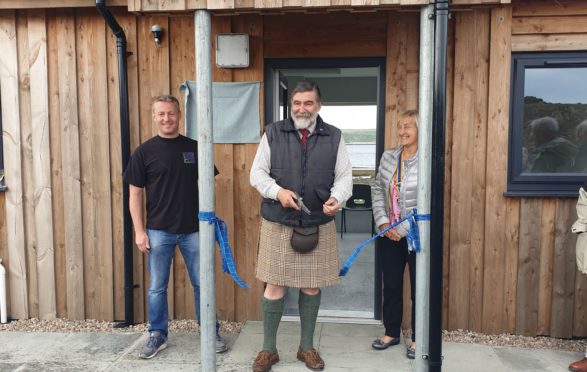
[0,0,515,11]
[264,12,387,58]
[512,1,587,51]
[1,4,586,338]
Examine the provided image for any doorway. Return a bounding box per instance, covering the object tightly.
[264,58,386,320]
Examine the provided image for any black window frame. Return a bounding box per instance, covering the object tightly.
[506,51,587,197]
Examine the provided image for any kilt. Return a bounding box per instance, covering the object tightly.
[255,217,341,288]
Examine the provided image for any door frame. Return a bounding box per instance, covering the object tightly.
[264,57,386,320]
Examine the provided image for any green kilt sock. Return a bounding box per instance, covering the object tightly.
[262,296,284,353]
[298,290,321,351]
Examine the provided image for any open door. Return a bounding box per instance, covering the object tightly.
[264,58,386,321]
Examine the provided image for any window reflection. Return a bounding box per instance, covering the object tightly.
[521,67,587,174]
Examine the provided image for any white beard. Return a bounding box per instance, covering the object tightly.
[291,111,318,130]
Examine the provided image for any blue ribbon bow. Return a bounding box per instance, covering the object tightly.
[198,211,250,289]
[339,210,430,277]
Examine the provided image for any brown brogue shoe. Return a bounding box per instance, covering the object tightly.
[252,350,279,372]
[570,357,587,372]
[296,347,325,371]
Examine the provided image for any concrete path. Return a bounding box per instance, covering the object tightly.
[0,320,582,371]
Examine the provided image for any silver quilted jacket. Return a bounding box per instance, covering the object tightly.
[372,146,418,234]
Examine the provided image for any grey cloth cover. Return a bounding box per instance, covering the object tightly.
[179,81,261,143]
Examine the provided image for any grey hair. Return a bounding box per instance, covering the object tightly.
[530,116,559,139]
[577,119,587,140]
[290,80,322,104]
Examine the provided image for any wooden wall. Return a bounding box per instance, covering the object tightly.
[446,3,587,338]
[1,2,586,338]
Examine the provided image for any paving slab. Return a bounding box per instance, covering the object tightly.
[494,345,581,372]
[0,321,583,371]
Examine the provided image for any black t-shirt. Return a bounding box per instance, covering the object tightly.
[124,135,201,234]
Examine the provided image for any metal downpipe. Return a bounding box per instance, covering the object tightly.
[430,0,449,371]
[96,0,134,326]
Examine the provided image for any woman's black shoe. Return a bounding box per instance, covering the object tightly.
[406,347,416,359]
[371,337,401,350]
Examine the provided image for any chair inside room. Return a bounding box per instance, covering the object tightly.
[340,184,374,238]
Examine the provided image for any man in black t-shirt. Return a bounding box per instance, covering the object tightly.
[123,95,226,359]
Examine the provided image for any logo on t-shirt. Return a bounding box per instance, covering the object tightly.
[183,152,195,164]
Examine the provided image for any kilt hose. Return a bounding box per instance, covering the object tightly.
[255,217,341,288]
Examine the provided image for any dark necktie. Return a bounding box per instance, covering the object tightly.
[300,128,309,149]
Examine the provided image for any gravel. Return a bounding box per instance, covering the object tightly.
[1,319,584,353]
[404,329,586,353]
[0,318,244,335]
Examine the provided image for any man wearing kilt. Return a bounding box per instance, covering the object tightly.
[250,80,353,371]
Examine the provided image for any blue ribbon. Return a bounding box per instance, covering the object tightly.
[198,211,250,289]
[339,210,431,277]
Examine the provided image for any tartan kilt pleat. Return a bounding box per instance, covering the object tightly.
[255,217,341,288]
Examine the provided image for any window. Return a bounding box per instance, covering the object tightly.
[507,52,587,196]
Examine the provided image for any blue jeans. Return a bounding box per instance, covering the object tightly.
[147,229,220,339]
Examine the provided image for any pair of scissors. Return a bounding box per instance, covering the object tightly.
[295,194,312,215]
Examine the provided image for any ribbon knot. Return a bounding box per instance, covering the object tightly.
[198,211,250,288]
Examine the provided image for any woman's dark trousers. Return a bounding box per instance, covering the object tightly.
[379,236,416,342]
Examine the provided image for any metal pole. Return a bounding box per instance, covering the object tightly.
[415,4,434,372]
[430,1,449,371]
[195,10,216,371]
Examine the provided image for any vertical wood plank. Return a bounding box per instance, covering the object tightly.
[504,197,520,333]
[574,270,587,337]
[449,9,490,331]
[17,10,39,319]
[232,14,264,322]
[211,15,236,322]
[537,199,555,335]
[46,9,67,318]
[466,10,489,332]
[385,12,406,149]
[76,9,114,320]
[448,10,469,331]
[105,14,123,322]
[0,10,29,319]
[405,13,419,110]
[55,10,85,320]
[442,17,456,330]
[515,199,541,335]
[550,199,578,338]
[481,5,512,334]
[27,9,57,319]
[170,15,196,320]
[137,15,171,320]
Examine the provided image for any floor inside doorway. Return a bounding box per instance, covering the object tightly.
[283,231,375,319]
